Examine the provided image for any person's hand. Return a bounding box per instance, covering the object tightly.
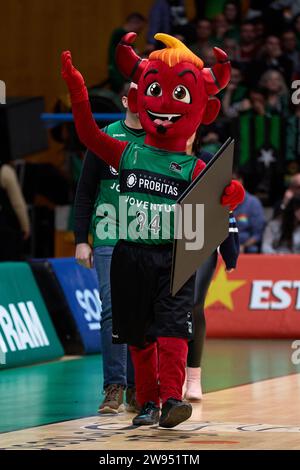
[251,97,265,115]
[254,103,265,115]
[282,189,294,206]
[221,180,245,211]
[239,244,245,253]
[239,99,251,112]
[226,268,235,273]
[227,82,237,92]
[75,243,93,269]
[22,229,31,240]
[61,51,86,95]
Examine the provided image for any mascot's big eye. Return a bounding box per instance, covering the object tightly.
[146,82,162,97]
[173,85,191,103]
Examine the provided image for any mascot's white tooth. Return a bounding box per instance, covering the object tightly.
[148,110,181,120]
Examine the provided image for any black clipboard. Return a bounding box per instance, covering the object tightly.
[171,138,234,296]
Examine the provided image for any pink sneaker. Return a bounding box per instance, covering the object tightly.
[185,367,203,401]
[182,369,187,397]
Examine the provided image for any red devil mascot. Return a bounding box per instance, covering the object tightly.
[62,33,244,428]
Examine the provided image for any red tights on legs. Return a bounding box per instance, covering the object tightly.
[130,337,188,407]
[158,336,188,404]
[129,342,159,407]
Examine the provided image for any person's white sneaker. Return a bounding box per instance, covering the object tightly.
[185,367,203,401]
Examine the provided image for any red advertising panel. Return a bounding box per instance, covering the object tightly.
[205,255,300,338]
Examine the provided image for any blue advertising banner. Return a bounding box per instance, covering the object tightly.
[48,258,102,353]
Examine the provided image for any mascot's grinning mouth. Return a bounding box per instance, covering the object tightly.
[147,110,182,123]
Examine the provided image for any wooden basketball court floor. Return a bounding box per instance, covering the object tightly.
[1,339,300,450]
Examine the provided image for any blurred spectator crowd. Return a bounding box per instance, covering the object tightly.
[105,0,300,255]
[2,0,300,260]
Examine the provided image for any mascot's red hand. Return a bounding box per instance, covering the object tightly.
[60,50,126,168]
[61,51,88,103]
[221,180,245,211]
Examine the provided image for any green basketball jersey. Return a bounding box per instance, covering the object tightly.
[118,143,198,244]
[92,120,145,247]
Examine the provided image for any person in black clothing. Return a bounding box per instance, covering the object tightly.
[0,161,30,260]
[281,29,300,76]
[249,35,293,87]
[183,131,240,401]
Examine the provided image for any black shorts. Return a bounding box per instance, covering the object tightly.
[110,240,195,347]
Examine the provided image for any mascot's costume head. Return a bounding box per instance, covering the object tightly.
[115,32,231,152]
[61,32,244,210]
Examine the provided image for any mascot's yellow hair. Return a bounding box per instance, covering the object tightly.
[149,33,204,69]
